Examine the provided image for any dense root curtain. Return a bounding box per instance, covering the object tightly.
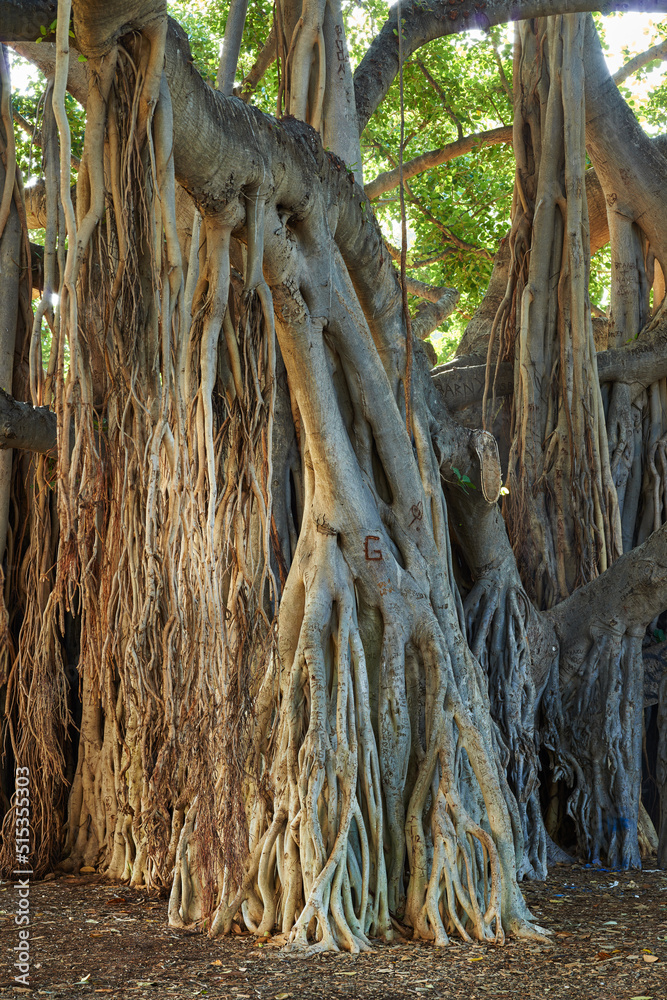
[0,0,565,952]
[482,15,641,868]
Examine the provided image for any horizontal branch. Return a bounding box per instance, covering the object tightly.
[0,387,56,454]
[433,315,667,407]
[365,126,513,201]
[596,318,667,385]
[548,522,667,680]
[432,356,511,410]
[10,41,88,104]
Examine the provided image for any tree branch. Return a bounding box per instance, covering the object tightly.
[13,106,80,168]
[353,0,667,135]
[10,41,87,104]
[365,126,512,201]
[612,36,667,86]
[0,0,57,42]
[433,315,667,409]
[411,289,459,340]
[415,59,463,138]
[236,22,275,101]
[547,522,667,681]
[0,386,56,453]
[596,317,667,386]
[584,13,667,269]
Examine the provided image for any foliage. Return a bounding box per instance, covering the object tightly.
[9,4,667,362]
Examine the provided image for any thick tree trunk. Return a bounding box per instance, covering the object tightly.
[4,0,667,957]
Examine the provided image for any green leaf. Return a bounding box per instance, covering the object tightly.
[78,54,88,62]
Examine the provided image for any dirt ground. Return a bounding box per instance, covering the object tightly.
[1,863,667,999]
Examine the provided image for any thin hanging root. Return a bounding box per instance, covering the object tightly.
[465,574,545,878]
[197,221,232,529]
[243,183,278,606]
[310,32,326,134]
[0,45,16,237]
[75,53,117,258]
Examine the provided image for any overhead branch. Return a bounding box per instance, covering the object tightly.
[10,41,88,104]
[353,0,667,134]
[400,272,457,304]
[433,314,667,408]
[612,36,667,86]
[490,34,513,102]
[365,126,512,201]
[584,14,667,268]
[0,0,57,43]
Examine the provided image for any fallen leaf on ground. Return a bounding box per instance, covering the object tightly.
[643,954,659,963]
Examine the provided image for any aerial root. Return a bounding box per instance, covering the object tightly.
[465,574,546,879]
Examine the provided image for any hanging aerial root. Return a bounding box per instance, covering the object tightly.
[465,573,546,879]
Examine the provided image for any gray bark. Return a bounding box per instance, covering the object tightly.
[0,387,57,453]
[353,0,667,136]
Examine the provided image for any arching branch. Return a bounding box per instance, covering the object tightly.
[365,126,512,201]
[612,36,667,86]
[353,0,667,134]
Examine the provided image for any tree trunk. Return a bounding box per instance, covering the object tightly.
[3,0,667,955]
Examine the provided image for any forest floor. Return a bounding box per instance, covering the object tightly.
[1,863,666,999]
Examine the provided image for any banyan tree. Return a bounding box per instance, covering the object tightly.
[2,0,667,953]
